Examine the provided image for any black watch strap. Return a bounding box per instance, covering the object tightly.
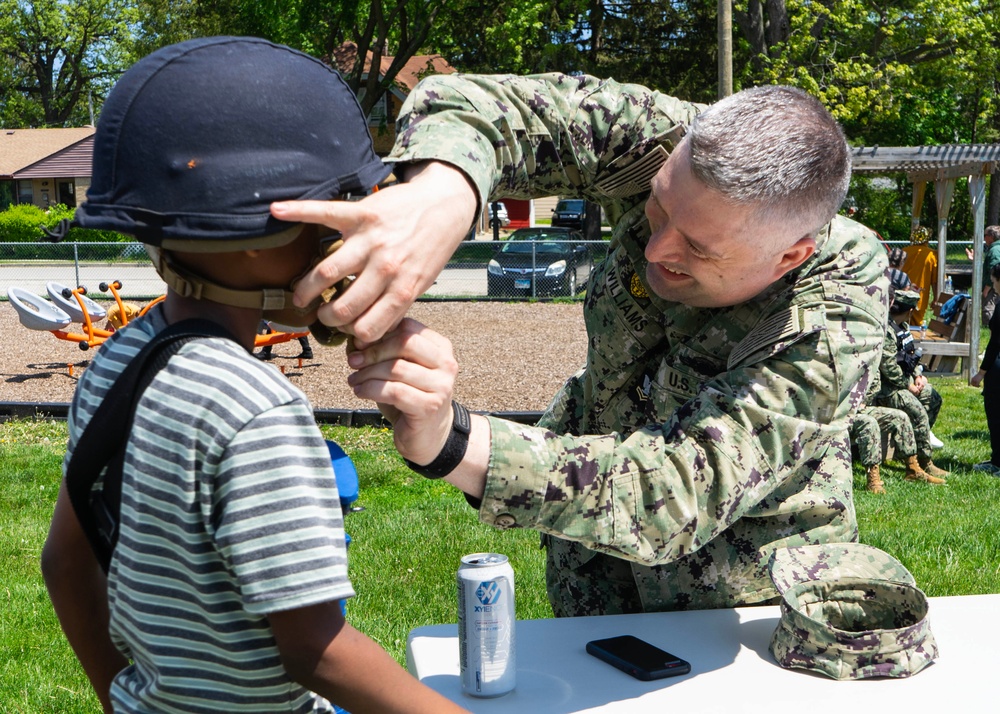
[404,401,472,479]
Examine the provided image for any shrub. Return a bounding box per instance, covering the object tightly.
[0,203,48,242]
[0,203,127,244]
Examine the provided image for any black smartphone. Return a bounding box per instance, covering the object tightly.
[586,635,691,681]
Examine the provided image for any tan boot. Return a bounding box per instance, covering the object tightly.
[906,455,946,484]
[866,464,885,494]
[918,455,950,480]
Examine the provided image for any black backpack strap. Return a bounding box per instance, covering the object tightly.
[65,318,237,573]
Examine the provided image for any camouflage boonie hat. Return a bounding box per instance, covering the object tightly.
[768,543,938,680]
[893,289,920,310]
[910,226,931,244]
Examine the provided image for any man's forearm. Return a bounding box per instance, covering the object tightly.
[397,160,479,229]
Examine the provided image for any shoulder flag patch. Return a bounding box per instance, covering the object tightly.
[595,144,670,198]
[728,307,805,368]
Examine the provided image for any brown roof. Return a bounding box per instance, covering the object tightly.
[330,42,454,94]
[0,127,95,178]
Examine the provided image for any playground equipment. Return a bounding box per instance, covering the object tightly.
[6,280,310,354]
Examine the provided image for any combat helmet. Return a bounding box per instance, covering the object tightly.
[74,35,387,247]
[52,36,390,336]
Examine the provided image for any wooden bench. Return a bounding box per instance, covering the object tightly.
[915,291,970,373]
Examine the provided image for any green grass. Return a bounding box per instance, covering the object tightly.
[2,374,999,710]
[852,374,1000,595]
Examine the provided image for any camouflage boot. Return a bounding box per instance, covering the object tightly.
[866,464,885,494]
[906,455,946,485]
[918,455,950,481]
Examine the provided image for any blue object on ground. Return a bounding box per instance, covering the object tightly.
[326,440,358,628]
[326,440,359,509]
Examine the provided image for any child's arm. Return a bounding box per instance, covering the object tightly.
[40,483,129,713]
[270,600,470,714]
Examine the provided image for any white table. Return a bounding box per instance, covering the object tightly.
[407,594,997,713]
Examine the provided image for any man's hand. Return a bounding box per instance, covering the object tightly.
[971,369,986,388]
[908,374,926,396]
[347,319,458,465]
[272,161,478,343]
[347,319,490,499]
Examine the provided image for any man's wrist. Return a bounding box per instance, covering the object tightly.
[404,401,471,479]
[400,160,479,227]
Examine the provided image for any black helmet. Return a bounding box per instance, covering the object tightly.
[74,36,389,249]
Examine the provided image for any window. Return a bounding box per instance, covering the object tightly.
[17,180,33,204]
[0,180,14,210]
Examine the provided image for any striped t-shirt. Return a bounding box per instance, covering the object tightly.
[64,306,353,713]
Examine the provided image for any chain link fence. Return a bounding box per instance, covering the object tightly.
[1,239,611,303]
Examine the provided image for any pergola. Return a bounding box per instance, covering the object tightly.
[851,144,1000,378]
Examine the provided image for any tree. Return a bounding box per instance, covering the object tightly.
[432,0,582,76]
[133,0,456,117]
[733,0,998,145]
[0,0,135,127]
[324,0,448,116]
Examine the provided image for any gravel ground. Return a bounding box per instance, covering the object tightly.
[0,300,588,414]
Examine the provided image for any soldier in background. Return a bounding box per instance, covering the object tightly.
[849,302,941,492]
[850,405,927,493]
[289,76,889,615]
[873,289,948,483]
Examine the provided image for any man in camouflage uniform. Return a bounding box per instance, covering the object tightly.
[850,287,942,493]
[310,75,889,615]
[873,289,948,482]
[850,406,929,494]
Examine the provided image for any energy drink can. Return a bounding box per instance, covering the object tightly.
[457,552,516,697]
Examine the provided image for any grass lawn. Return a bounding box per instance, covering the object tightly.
[2,373,998,711]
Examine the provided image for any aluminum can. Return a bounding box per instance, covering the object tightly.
[457,552,516,697]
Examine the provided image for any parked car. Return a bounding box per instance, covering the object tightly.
[487,226,591,297]
[551,198,586,228]
[488,201,510,229]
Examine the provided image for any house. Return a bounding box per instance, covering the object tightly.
[0,127,95,210]
[329,43,535,230]
[330,42,456,155]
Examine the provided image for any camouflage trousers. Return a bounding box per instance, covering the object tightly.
[849,406,917,466]
[874,385,942,459]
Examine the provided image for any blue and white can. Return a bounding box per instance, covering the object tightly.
[457,552,516,697]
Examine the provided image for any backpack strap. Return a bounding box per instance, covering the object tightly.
[65,318,237,573]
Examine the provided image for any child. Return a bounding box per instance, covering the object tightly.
[40,37,467,714]
[970,263,1000,476]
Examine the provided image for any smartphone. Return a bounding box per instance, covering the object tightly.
[586,635,691,681]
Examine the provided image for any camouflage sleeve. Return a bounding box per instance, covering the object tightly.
[879,326,910,391]
[481,343,851,566]
[387,72,703,213]
[534,368,586,435]
[479,236,888,566]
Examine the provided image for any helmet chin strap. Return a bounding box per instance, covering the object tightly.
[146,244,317,319]
[146,242,352,346]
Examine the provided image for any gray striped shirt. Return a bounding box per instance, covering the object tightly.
[65,306,351,712]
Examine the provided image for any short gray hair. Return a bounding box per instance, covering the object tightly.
[687,85,851,238]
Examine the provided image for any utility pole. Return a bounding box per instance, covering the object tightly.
[718,0,733,99]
